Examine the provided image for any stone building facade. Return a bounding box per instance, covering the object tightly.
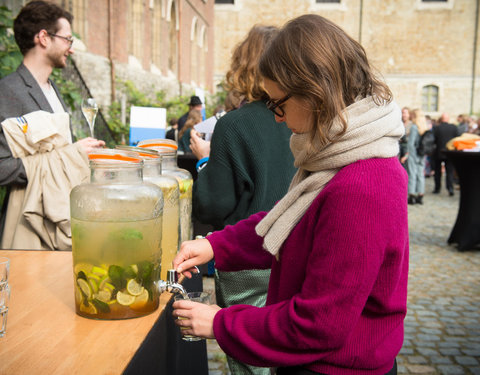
[214,0,480,118]
[65,0,215,108]
[1,0,215,108]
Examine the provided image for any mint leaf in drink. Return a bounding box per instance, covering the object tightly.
[108,265,126,289]
[92,298,110,313]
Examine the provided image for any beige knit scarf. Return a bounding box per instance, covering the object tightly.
[255,96,404,258]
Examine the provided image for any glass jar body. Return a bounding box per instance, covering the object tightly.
[144,159,180,280]
[70,161,164,320]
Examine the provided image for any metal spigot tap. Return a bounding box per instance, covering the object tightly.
[156,269,188,297]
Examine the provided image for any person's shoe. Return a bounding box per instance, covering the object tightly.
[448,190,454,196]
[408,195,416,205]
[433,189,440,194]
[416,195,423,205]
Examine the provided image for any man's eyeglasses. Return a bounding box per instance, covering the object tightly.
[266,94,291,117]
[48,33,74,47]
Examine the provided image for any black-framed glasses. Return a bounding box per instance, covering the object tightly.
[48,33,74,47]
[266,94,291,117]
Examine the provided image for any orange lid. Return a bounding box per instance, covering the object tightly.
[88,149,142,163]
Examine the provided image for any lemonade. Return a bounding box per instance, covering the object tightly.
[144,176,180,280]
[178,177,193,243]
[71,217,162,319]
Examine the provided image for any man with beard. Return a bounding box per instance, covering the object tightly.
[0,1,104,247]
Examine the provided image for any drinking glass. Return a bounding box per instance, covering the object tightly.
[81,98,98,137]
[174,291,211,341]
[0,257,10,338]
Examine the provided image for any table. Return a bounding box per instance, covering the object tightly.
[445,151,480,251]
[0,250,208,375]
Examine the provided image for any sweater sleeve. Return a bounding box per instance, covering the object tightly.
[212,175,408,368]
[207,210,273,271]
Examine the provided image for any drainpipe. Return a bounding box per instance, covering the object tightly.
[178,0,182,95]
[358,0,364,44]
[108,0,116,102]
[470,0,479,114]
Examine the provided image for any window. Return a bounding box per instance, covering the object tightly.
[152,0,162,68]
[422,85,439,112]
[129,0,144,60]
[215,0,234,3]
[422,0,447,2]
[61,0,86,40]
[316,0,340,2]
[168,1,178,74]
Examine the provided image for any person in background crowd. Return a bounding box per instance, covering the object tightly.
[174,14,407,375]
[189,24,296,375]
[178,95,203,132]
[399,107,411,167]
[178,109,202,154]
[468,116,479,134]
[424,115,434,177]
[0,0,104,249]
[407,109,427,204]
[456,114,469,135]
[165,117,179,142]
[432,113,459,196]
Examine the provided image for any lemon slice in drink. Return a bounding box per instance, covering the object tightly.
[91,265,108,276]
[116,291,136,306]
[80,301,98,315]
[126,279,144,296]
[75,285,83,305]
[74,263,93,275]
[77,278,92,299]
[130,288,149,310]
[94,290,112,303]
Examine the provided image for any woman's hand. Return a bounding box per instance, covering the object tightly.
[190,130,211,160]
[76,137,106,154]
[173,301,222,339]
[173,238,214,278]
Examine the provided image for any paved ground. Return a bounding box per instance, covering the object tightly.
[204,177,480,375]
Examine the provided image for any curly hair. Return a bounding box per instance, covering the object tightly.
[224,25,278,103]
[14,1,73,55]
[259,14,392,149]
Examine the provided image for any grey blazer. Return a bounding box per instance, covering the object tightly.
[0,63,70,186]
[0,63,72,241]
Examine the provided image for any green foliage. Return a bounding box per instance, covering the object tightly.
[51,67,82,111]
[0,6,23,79]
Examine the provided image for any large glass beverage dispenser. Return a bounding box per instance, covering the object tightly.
[116,145,180,280]
[137,139,193,244]
[70,149,164,320]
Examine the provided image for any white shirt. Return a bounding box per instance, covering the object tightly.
[41,82,65,114]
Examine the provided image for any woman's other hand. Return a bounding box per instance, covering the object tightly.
[173,301,221,339]
[76,137,106,154]
[190,130,211,160]
[173,238,214,278]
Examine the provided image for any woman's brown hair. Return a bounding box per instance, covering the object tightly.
[225,25,278,103]
[178,109,202,139]
[259,14,392,148]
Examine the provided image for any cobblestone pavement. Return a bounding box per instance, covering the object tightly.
[205,177,480,375]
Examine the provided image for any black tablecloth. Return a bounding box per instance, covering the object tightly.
[445,151,480,251]
[123,274,208,374]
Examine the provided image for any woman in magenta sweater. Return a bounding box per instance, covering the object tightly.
[173,14,408,375]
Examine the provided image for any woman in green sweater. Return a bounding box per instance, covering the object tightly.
[190,25,296,375]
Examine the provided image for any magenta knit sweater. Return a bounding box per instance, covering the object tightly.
[208,157,409,375]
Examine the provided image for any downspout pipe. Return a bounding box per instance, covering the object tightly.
[108,0,116,103]
[178,0,182,95]
[358,0,363,44]
[470,0,479,114]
